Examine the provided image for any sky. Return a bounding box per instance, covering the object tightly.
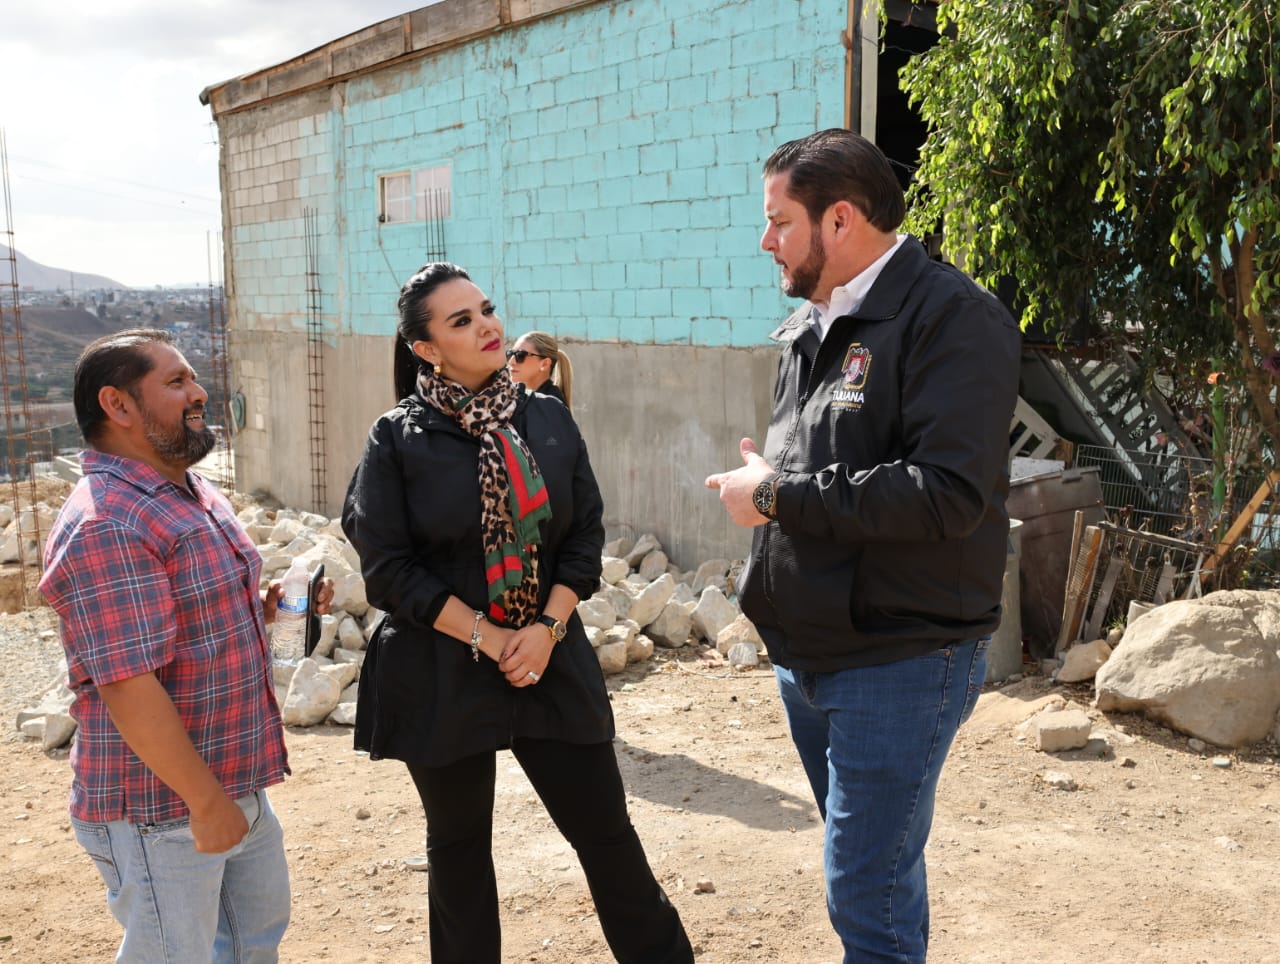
[1,1,442,289]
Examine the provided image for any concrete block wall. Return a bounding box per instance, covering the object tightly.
[331,0,846,345]
[214,0,848,562]
[221,86,344,335]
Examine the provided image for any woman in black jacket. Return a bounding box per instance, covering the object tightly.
[506,328,573,407]
[342,262,691,964]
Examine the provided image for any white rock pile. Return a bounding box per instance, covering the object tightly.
[0,501,57,566]
[16,667,75,751]
[586,532,764,674]
[16,509,766,749]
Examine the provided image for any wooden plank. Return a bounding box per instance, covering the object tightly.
[1010,396,1062,460]
[1082,546,1125,642]
[1057,524,1103,655]
[1066,509,1085,585]
[1201,470,1280,575]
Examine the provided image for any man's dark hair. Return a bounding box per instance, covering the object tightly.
[73,328,174,443]
[763,128,906,233]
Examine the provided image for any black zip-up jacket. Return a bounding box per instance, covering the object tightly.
[737,236,1022,671]
[341,387,611,767]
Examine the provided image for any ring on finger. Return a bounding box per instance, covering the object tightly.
[526,670,540,682]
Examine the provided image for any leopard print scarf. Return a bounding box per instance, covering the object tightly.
[418,366,551,626]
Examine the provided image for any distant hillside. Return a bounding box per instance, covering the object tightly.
[4,307,132,398]
[1,244,125,291]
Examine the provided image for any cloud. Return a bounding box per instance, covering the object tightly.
[1,0,433,286]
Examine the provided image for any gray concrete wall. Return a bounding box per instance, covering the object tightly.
[569,342,779,569]
[230,330,397,520]
[230,334,779,566]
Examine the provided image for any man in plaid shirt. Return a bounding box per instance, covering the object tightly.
[39,328,329,963]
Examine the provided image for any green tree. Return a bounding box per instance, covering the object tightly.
[900,0,1279,459]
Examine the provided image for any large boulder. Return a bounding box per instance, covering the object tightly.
[281,659,343,726]
[597,584,634,620]
[331,572,368,617]
[337,614,366,651]
[600,556,630,585]
[716,613,765,656]
[628,573,675,628]
[578,595,618,631]
[1057,638,1112,683]
[647,599,693,648]
[602,620,637,650]
[312,614,340,658]
[268,517,308,545]
[691,558,731,594]
[596,639,628,675]
[637,549,669,582]
[628,633,655,665]
[1095,591,1280,747]
[692,586,738,643]
[0,503,57,566]
[624,533,662,568]
[603,535,633,559]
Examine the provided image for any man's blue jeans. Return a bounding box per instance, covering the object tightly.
[775,639,987,964]
[71,789,290,963]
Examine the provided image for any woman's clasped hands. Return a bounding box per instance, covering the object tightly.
[484,621,554,688]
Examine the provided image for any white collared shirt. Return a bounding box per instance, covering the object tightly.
[810,234,908,339]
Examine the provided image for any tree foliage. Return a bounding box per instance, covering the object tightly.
[900,0,1280,458]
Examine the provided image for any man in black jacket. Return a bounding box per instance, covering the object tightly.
[707,129,1020,962]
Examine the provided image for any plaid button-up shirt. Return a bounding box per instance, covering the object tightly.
[39,451,288,824]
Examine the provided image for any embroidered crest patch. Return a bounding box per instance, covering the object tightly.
[841,344,872,390]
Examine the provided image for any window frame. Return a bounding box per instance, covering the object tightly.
[378,164,451,224]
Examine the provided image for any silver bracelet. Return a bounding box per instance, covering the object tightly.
[469,610,485,662]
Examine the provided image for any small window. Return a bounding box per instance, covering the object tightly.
[380,172,414,224]
[415,166,452,220]
[379,165,451,224]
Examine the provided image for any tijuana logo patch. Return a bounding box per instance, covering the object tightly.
[829,343,871,411]
[842,345,871,389]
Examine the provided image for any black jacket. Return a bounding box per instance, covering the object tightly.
[534,381,567,406]
[738,237,1022,671]
[341,387,610,767]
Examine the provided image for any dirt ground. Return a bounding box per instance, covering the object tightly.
[2,626,1278,964]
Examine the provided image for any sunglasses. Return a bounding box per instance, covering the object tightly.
[505,349,543,363]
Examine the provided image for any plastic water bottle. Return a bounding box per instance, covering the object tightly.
[272,559,310,663]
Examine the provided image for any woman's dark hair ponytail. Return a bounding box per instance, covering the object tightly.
[393,339,424,401]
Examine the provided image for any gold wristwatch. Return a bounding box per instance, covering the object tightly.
[536,614,567,642]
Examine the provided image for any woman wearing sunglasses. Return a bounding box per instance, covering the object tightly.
[342,262,692,964]
[506,330,573,408]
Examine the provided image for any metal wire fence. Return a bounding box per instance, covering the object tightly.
[1065,523,1205,642]
[1075,443,1280,591]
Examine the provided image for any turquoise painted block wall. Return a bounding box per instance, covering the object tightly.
[234,0,847,347]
